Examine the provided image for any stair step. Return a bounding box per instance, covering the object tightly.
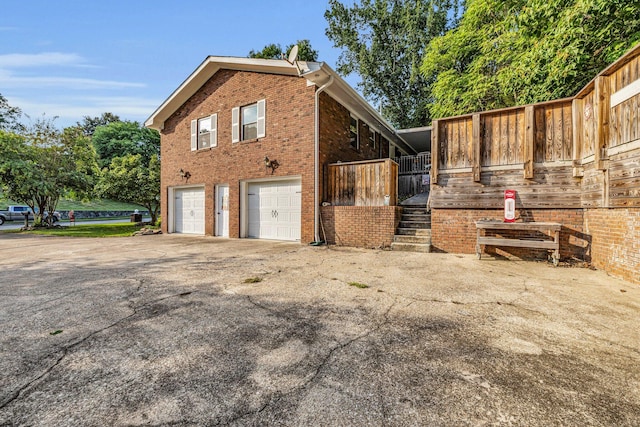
[398,221,431,229]
[391,242,431,253]
[396,228,432,236]
[402,214,431,221]
[393,235,431,244]
[402,208,429,215]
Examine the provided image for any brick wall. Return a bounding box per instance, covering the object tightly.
[321,206,402,248]
[584,208,640,285]
[161,69,316,241]
[161,69,394,243]
[431,208,587,260]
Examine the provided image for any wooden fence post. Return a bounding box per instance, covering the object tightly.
[572,98,584,177]
[523,105,535,179]
[472,114,481,182]
[594,75,610,171]
[431,120,439,185]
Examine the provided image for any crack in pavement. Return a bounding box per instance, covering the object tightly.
[0,289,197,411]
[222,295,399,425]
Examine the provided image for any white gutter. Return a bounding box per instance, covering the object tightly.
[314,75,334,242]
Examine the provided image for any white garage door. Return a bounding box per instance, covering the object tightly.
[174,188,205,234]
[248,180,301,241]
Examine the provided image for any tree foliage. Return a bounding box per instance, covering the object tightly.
[422,0,640,119]
[96,154,161,224]
[91,121,160,169]
[77,112,121,136]
[325,0,462,129]
[0,93,25,133]
[249,39,319,61]
[0,119,98,225]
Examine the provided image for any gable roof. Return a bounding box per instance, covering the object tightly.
[144,56,416,155]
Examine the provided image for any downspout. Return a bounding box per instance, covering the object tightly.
[314,75,334,242]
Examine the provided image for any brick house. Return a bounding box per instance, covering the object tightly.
[145,57,415,243]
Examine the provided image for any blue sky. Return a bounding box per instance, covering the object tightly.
[0,1,350,128]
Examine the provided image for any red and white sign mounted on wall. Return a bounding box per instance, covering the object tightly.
[504,189,516,223]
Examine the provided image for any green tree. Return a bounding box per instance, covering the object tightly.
[91,121,160,169]
[325,0,462,129]
[422,0,640,119]
[249,39,319,61]
[77,112,121,136]
[0,119,98,225]
[96,154,160,224]
[0,93,25,133]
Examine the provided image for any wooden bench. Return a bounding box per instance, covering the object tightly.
[475,221,561,266]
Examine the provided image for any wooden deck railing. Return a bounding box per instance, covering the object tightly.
[326,158,398,206]
[397,152,431,175]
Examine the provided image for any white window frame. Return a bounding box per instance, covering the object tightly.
[241,103,258,141]
[191,114,217,151]
[232,99,265,143]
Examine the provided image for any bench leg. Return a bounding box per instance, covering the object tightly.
[553,230,560,266]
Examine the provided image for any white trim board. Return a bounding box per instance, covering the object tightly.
[611,78,640,108]
[607,138,640,156]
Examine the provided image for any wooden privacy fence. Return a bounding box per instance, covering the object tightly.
[327,158,398,206]
[430,43,640,210]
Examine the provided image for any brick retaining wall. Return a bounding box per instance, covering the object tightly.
[584,208,640,285]
[431,207,640,285]
[431,208,587,261]
[320,206,402,249]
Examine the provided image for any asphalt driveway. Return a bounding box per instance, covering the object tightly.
[0,234,638,426]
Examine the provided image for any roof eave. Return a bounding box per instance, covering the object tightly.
[303,64,417,155]
[145,56,320,130]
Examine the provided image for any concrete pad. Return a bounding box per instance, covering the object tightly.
[0,234,638,425]
[400,191,429,206]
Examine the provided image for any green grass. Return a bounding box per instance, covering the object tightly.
[2,223,146,237]
[348,281,369,289]
[244,277,263,283]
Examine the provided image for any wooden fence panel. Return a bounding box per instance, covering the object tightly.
[439,117,473,170]
[327,159,398,206]
[428,45,640,211]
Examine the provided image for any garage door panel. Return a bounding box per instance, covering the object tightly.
[248,180,301,241]
[174,188,205,235]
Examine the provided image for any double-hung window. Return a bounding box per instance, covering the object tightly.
[232,99,266,143]
[190,114,217,151]
[242,104,258,140]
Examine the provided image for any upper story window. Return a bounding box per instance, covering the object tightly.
[350,115,359,149]
[367,125,376,149]
[232,99,266,143]
[190,114,217,151]
[242,104,258,140]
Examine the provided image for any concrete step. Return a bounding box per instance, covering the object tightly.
[402,208,429,215]
[398,220,431,229]
[393,234,431,244]
[391,242,431,253]
[402,214,431,222]
[396,228,432,236]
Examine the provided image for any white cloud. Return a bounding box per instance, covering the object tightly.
[0,73,146,90]
[10,96,161,126]
[0,52,86,68]
[0,52,143,90]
